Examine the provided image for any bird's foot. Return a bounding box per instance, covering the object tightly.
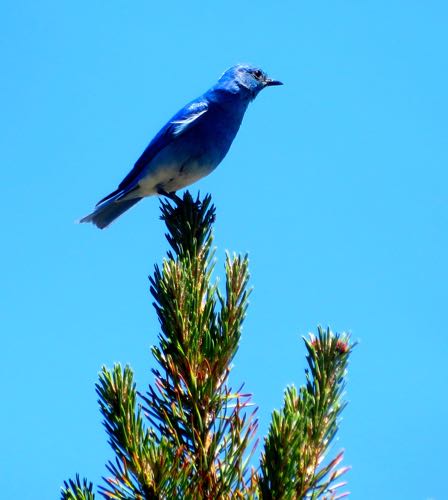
[157,188,182,204]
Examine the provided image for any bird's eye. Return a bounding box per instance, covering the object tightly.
[253,70,263,79]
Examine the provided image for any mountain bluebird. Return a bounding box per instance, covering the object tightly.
[80,64,282,229]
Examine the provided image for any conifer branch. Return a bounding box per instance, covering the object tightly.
[95,365,158,498]
[259,327,353,499]
[142,192,256,498]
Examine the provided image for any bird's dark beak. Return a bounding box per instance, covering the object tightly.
[265,78,283,87]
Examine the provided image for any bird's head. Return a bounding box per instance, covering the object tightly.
[216,64,283,100]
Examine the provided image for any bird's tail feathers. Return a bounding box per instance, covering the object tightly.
[79,196,142,229]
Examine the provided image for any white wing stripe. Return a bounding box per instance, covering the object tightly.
[172,105,208,136]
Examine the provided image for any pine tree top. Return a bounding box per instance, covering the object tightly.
[62,192,354,500]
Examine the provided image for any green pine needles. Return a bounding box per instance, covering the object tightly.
[62,192,354,500]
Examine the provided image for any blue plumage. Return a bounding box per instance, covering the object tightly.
[80,64,282,229]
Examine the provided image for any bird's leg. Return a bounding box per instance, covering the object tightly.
[157,188,182,204]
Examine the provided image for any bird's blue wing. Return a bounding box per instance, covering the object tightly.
[116,99,209,192]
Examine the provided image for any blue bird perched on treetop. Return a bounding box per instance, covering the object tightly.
[80,64,282,229]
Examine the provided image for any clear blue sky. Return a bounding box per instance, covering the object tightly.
[2,1,447,498]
